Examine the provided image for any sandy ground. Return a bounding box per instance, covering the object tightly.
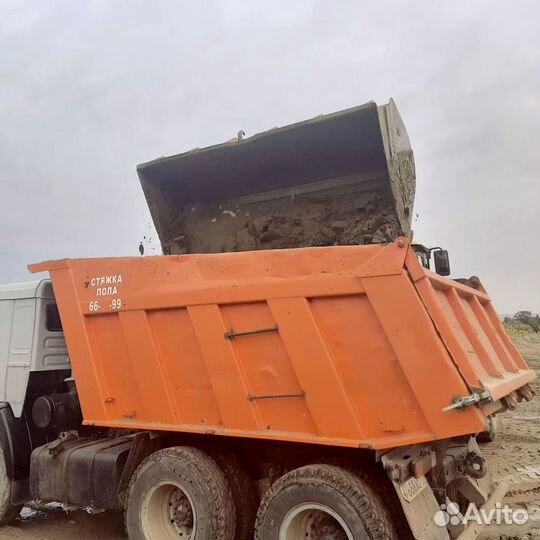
[480,334,540,540]
[1,334,539,540]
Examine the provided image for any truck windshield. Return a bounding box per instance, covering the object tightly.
[416,251,430,269]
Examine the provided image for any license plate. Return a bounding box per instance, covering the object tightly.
[399,475,429,503]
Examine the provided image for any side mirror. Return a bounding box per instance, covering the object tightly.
[433,249,451,276]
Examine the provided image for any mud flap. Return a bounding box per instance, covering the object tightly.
[391,475,450,540]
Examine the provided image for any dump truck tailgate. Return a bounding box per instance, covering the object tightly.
[407,253,535,402]
[30,239,535,450]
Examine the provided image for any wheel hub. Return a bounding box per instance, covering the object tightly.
[141,481,197,540]
[169,488,194,535]
[307,511,349,540]
[280,503,353,540]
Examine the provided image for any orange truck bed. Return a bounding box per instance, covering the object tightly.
[29,238,535,450]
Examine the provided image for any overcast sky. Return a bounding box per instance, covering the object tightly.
[1,1,538,313]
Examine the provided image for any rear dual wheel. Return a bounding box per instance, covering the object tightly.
[125,446,236,540]
[206,449,258,540]
[255,464,398,540]
[126,451,398,540]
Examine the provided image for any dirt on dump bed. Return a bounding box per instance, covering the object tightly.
[166,187,404,254]
[3,335,539,540]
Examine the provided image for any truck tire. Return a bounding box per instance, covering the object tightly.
[477,416,501,443]
[354,467,412,540]
[320,458,412,540]
[0,447,21,525]
[125,446,235,540]
[206,450,258,540]
[255,464,397,540]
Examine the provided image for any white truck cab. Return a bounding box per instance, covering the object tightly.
[0,281,70,417]
[0,280,76,519]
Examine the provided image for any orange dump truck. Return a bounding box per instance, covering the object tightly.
[0,101,535,540]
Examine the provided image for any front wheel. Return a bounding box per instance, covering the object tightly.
[255,464,397,540]
[125,446,236,540]
[0,447,22,525]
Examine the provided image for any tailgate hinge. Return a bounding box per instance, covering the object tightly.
[442,389,491,412]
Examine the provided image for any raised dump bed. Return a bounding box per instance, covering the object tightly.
[30,238,535,450]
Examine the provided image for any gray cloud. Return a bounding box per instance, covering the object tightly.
[0,0,538,313]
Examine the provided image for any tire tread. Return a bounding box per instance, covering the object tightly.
[206,450,258,540]
[0,447,21,526]
[255,463,397,540]
[126,446,235,540]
